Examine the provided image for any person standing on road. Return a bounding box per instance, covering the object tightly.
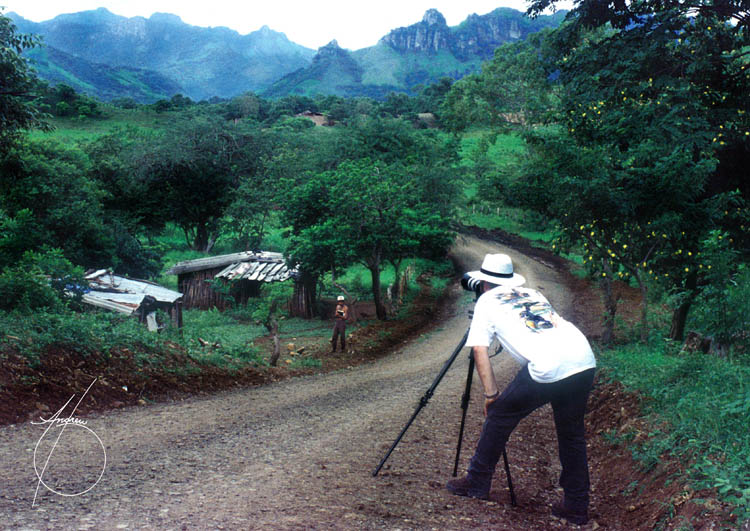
[446,253,597,526]
[331,295,349,353]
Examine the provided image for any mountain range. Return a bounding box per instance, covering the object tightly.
[8,7,566,102]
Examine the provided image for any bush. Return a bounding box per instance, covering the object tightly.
[0,249,85,312]
[0,309,159,364]
[600,343,750,522]
[687,231,749,360]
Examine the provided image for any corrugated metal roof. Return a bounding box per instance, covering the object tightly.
[80,270,183,315]
[166,251,295,283]
[215,257,293,283]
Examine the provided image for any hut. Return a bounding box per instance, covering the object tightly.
[165,251,295,310]
[295,110,333,126]
[81,269,183,330]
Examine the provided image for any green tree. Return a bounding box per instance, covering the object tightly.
[248,283,293,366]
[457,1,750,342]
[0,139,111,267]
[279,117,457,319]
[137,118,268,252]
[0,138,160,277]
[0,12,46,151]
[86,127,169,234]
[0,248,86,313]
[224,92,261,123]
[442,29,560,132]
[543,6,747,341]
[286,159,455,320]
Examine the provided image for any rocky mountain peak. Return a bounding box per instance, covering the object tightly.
[422,9,447,26]
[379,9,450,53]
[320,39,340,50]
[315,40,346,59]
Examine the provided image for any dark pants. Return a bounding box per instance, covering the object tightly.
[467,365,595,512]
[331,320,346,351]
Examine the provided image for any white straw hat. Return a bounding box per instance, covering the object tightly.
[468,254,525,287]
[337,295,345,301]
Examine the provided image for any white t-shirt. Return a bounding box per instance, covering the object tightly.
[466,285,596,383]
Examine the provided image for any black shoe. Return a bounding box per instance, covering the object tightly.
[445,476,489,500]
[552,501,588,525]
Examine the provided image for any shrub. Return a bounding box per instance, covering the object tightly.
[687,231,750,360]
[0,249,85,312]
[600,343,750,522]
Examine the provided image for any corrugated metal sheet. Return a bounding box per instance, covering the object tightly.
[81,270,183,315]
[214,257,293,283]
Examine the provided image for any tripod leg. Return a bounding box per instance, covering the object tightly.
[502,448,517,506]
[372,395,429,477]
[452,354,474,476]
[453,349,518,506]
[372,329,470,477]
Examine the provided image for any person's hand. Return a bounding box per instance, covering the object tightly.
[484,397,497,416]
[483,390,499,416]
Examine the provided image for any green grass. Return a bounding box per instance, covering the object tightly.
[28,106,174,143]
[456,130,559,243]
[599,342,750,523]
[1,309,166,366]
[459,130,527,169]
[319,258,452,301]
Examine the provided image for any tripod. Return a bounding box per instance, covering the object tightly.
[371,321,517,506]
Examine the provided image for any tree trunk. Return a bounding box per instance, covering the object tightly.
[669,273,698,342]
[193,223,209,252]
[268,318,281,366]
[600,260,618,345]
[636,271,649,342]
[205,232,218,254]
[389,259,403,302]
[290,271,317,318]
[369,265,386,320]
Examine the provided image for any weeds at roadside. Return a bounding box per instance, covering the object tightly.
[599,342,750,524]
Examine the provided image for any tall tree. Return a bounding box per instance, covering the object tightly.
[529,3,749,341]
[137,117,268,252]
[285,159,455,320]
[453,1,749,341]
[0,138,160,276]
[0,12,47,152]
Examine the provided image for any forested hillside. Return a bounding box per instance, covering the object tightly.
[1,1,749,525]
[8,8,315,101]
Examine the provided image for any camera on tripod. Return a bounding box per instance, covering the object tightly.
[460,273,482,295]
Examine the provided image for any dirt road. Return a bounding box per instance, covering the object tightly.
[0,236,603,529]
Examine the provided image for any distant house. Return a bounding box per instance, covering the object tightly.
[295,110,333,126]
[81,270,183,330]
[165,251,295,310]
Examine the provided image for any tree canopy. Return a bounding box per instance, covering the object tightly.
[0,12,47,151]
[444,0,749,342]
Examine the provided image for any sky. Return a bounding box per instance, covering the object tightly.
[1,0,572,50]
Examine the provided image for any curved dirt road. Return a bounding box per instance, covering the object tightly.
[1,235,587,529]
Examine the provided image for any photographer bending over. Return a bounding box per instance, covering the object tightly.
[447,253,596,525]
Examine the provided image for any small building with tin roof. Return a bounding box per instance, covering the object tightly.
[81,269,183,330]
[165,251,295,310]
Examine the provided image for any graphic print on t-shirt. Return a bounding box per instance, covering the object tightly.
[495,289,555,333]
